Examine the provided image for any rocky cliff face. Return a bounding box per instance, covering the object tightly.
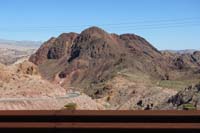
[29,33,78,65]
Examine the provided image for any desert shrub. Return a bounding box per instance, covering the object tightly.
[182,104,196,110]
[106,96,111,101]
[63,103,77,110]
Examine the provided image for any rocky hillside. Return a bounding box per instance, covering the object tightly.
[0,61,65,98]
[157,83,200,110]
[0,61,103,110]
[29,26,200,110]
[29,33,77,65]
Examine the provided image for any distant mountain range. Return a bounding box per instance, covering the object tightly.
[162,49,199,54]
[0,39,42,65]
[0,39,42,50]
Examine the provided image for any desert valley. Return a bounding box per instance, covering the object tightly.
[0,27,200,110]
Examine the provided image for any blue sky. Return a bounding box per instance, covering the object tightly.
[0,0,199,50]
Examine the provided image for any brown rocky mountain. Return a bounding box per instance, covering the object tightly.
[30,27,163,91]
[29,26,200,109]
[30,33,78,65]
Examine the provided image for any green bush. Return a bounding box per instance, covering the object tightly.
[63,103,77,110]
[182,104,196,110]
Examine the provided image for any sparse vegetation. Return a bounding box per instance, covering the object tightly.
[106,96,111,101]
[157,80,199,90]
[182,104,196,110]
[63,103,77,110]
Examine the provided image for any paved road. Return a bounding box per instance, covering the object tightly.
[0,92,80,102]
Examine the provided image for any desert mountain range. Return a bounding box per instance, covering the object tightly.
[0,26,200,110]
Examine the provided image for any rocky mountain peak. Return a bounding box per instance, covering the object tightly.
[29,32,78,65]
[81,26,107,35]
[79,26,110,40]
[120,33,142,40]
[57,32,78,42]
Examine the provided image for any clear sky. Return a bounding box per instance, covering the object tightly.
[0,0,199,50]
